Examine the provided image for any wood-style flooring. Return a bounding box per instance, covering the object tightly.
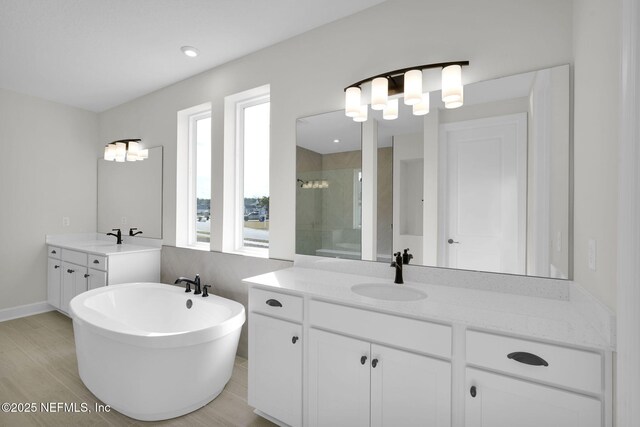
[0,311,275,427]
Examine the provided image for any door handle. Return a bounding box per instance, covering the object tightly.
[447,238,460,244]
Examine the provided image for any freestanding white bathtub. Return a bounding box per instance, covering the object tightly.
[69,282,245,421]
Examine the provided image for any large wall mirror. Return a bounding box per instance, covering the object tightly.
[296,65,570,279]
[98,146,163,239]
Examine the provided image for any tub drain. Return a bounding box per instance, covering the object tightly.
[186,299,193,309]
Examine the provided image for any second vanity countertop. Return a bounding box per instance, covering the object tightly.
[244,267,614,352]
[47,236,161,256]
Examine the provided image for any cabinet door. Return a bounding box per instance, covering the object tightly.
[47,258,62,309]
[61,262,87,313]
[308,328,370,427]
[371,344,451,427]
[248,313,302,427]
[465,368,601,427]
[87,268,107,291]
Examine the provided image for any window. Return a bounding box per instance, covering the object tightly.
[241,100,270,249]
[223,85,270,256]
[176,103,211,249]
[190,111,211,245]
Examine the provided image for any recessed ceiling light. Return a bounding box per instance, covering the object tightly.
[181,46,199,58]
[333,139,340,143]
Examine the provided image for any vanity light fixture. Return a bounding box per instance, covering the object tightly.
[297,178,329,189]
[344,60,469,122]
[103,139,148,163]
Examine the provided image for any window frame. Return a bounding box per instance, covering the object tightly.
[223,85,271,257]
[187,110,212,247]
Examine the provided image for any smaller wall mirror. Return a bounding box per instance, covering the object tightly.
[296,113,362,259]
[98,146,163,238]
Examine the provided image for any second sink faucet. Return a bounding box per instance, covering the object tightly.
[107,228,123,244]
[174,274,202,295]
[390,251,404,284]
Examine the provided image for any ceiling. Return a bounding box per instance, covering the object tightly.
[0,0,385,112]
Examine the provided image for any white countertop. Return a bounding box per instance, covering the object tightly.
[244,267,614,351]
[47,234,161,256]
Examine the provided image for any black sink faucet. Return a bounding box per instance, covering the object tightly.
[390,252,404,284]
[403,248,413,265]
[107,228,123,244]
[174,274,202,295]
[129,228,143,237]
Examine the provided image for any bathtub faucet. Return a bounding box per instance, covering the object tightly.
[174,274,202,294]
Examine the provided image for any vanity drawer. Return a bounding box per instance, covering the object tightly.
[88,255,108,271]
[48,246,61,259]
[61,249,87,266]
[250,288,303,323]
[309,300,452,358]
[466,330,602,395]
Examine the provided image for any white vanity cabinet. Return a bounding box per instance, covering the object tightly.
[465,330,603,427]
[307,301,452,427]
[248,288,303,427]
[47,243,160,315]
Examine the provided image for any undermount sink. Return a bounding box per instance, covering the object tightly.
[351,283,427,301]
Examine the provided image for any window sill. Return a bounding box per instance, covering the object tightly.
[226,247,269,259]
[178,243,210,252]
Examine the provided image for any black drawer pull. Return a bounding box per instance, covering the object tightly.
[360,355,367,365]
[292,336,299,344]
[54,265,60,269]
[265,299,282,307]
[51,250,57,254]
[372,358,378,368]
[84,274,90,278]
[93,259,100,264]
[67,269,75,274]
[470,386,477,397]
[507,351,549,367]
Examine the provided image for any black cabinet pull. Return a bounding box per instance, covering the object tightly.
[470,386,477,397]
[507,351,549,367]
[51,250,57,254]
[84,274,90,278]
[54,265,60,269]
[372,358,378,368]
[292,336,299,344]
[67,269,74,274]
[360,355,367,365]
[93,259,99,264]
[265,299,282,307]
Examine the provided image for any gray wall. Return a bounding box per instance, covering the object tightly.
[0,88,98,311]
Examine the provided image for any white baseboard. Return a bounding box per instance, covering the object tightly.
[0,301,54,323]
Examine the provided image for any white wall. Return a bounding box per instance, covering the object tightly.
[573,0,621,310]
[0,88,98,311]
[98,0,574,261]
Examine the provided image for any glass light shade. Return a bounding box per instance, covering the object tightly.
[321,180,329,188]
[442,65,463,103]
[445,90,464,109]
[371,77,388,110]
[312,181,320,189]
[104,145,116,161]
[404,70,423,105]
[413,93,430,116]
[353,104,368,122]
[345,87,362,117]
[383,98,398,120]
[126,152,138,161]
[128,141,140,155]
[115,142,127,162]
[139,149,149,159]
